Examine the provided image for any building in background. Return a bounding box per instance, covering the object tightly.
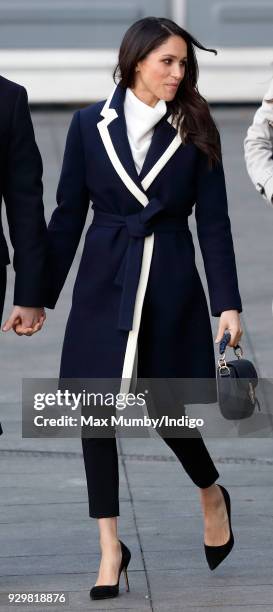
[0,0,272,103]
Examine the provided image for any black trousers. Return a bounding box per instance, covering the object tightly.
[81,398,220,518]
[0,265,7,437]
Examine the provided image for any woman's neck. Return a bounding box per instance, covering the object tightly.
[130,86,159,108]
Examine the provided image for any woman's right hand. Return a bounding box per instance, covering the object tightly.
[2,306,46,336]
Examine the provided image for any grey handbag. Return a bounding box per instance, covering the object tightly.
[216,331,261,420]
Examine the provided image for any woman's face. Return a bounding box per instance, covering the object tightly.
[133,35,187,107]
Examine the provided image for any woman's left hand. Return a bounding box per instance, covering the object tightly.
[215,309,243,348]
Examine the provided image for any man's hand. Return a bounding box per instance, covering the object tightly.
[215,310,243,348]
[2,306,46,336]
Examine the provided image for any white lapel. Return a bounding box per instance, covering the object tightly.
[97,83,183,207]
[97,88,147,206]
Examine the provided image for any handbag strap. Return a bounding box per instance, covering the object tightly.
[218,331,243,376]
[219,331,243,358]
[219,331,231,355]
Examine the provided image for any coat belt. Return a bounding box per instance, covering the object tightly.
[92,199,189,332]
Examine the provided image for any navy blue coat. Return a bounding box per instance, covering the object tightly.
[46,82,242,400]
[0,76,47,437]
[0,75,47,310]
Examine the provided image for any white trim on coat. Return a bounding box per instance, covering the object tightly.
[97,84,183,398]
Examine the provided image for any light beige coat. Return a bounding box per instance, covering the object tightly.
[244,78,273,206]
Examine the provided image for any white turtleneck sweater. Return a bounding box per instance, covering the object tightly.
[124,87,167,175]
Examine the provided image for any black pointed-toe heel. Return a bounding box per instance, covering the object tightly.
[204,484,234,571]
[90,539,131,600]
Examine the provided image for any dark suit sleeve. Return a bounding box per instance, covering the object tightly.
[3,86,47,306]
[45,110,90,308]
[194,148,242,317]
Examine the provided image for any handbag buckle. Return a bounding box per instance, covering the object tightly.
[218,354,230,376]
[248,381,261,411]
[248,381,256,404]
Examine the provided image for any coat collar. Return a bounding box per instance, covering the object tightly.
[97,81,184,205]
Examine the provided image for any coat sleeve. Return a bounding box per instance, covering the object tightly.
[45,110,90,308]
[194,148,242,317]
[244,79,273,205]
[3,85,48,306]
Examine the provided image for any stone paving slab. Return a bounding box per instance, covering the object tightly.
[149,582,273,607]
[0,572,149,611]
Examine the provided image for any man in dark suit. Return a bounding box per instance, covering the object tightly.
[0,75,48,435]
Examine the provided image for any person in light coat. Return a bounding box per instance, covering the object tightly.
[244,78,273,205]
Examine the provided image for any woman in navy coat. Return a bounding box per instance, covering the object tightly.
[46,17,243,599]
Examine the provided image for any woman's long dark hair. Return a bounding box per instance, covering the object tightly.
[113,17,221,167]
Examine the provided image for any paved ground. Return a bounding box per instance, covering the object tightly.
[0,107,273,611]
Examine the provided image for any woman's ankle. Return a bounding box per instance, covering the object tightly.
[99,535,121,551]
[199,483,220,497]
[98,517,119,548]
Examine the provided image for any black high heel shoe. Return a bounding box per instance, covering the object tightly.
[90,539,131,600]
[204,484,234,571]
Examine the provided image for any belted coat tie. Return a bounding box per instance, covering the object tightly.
[46,82,242,399]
